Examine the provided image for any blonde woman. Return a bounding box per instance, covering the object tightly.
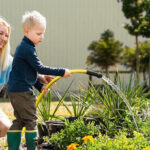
[0,17,12,137]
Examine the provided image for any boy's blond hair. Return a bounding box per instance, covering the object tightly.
[0,17,12,71]
[22,10,46,29]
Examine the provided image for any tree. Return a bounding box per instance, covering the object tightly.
[122,41,150,83]
[118,0,146,78]
[140,41,150,83]
[122,46,136,71]
[87,29,123,77]
[138,0,150,87]
[138,0,150,37]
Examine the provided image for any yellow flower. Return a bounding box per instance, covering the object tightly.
[133,130,141,137]
[143,148,150,150]
[82,135,94,143]
[67,143,78,150]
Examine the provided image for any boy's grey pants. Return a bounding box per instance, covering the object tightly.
[8,91,37,130]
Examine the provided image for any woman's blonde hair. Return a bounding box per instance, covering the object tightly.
[0,17,12,71]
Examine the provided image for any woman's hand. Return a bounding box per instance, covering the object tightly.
[41,85,49,95]
[38,74,55,84]
[40,75,56,95]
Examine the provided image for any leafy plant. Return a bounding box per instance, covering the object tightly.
[77,131,150,150]
[88,73,150,136]
[43,119,150,150]
[62,84,98,118]
[43,119,100,150]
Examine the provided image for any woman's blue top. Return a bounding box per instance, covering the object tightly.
[0,64,12,91]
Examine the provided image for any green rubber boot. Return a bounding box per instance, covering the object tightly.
[25,131,37,150]
[7,130,21,150]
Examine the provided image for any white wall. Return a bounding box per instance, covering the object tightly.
[0,0,138,92]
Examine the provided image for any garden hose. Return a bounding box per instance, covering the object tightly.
[36,69,102,107]
[35,69,138,130]
[22,70,102,136]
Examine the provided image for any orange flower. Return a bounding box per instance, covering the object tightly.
[67,143,79,150]
[143,148,150,150]
[82,136,94,143]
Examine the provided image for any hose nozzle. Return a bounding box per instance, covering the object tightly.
[87,70,102,78]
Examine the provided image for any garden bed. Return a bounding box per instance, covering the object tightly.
[35,119,150,150]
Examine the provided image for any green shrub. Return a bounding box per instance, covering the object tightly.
[43,119,100,150]
[77,131,150,150]
[87,74,150,137]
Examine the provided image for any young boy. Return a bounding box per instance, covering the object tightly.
[7,10,71,150]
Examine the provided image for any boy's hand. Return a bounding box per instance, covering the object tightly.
[63,69,72,78]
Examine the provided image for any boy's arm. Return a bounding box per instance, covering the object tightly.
[26,48,65,76]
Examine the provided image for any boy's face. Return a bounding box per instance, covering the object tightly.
[25,24,45,45]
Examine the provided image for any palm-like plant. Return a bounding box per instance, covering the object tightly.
[62,84,98,118]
